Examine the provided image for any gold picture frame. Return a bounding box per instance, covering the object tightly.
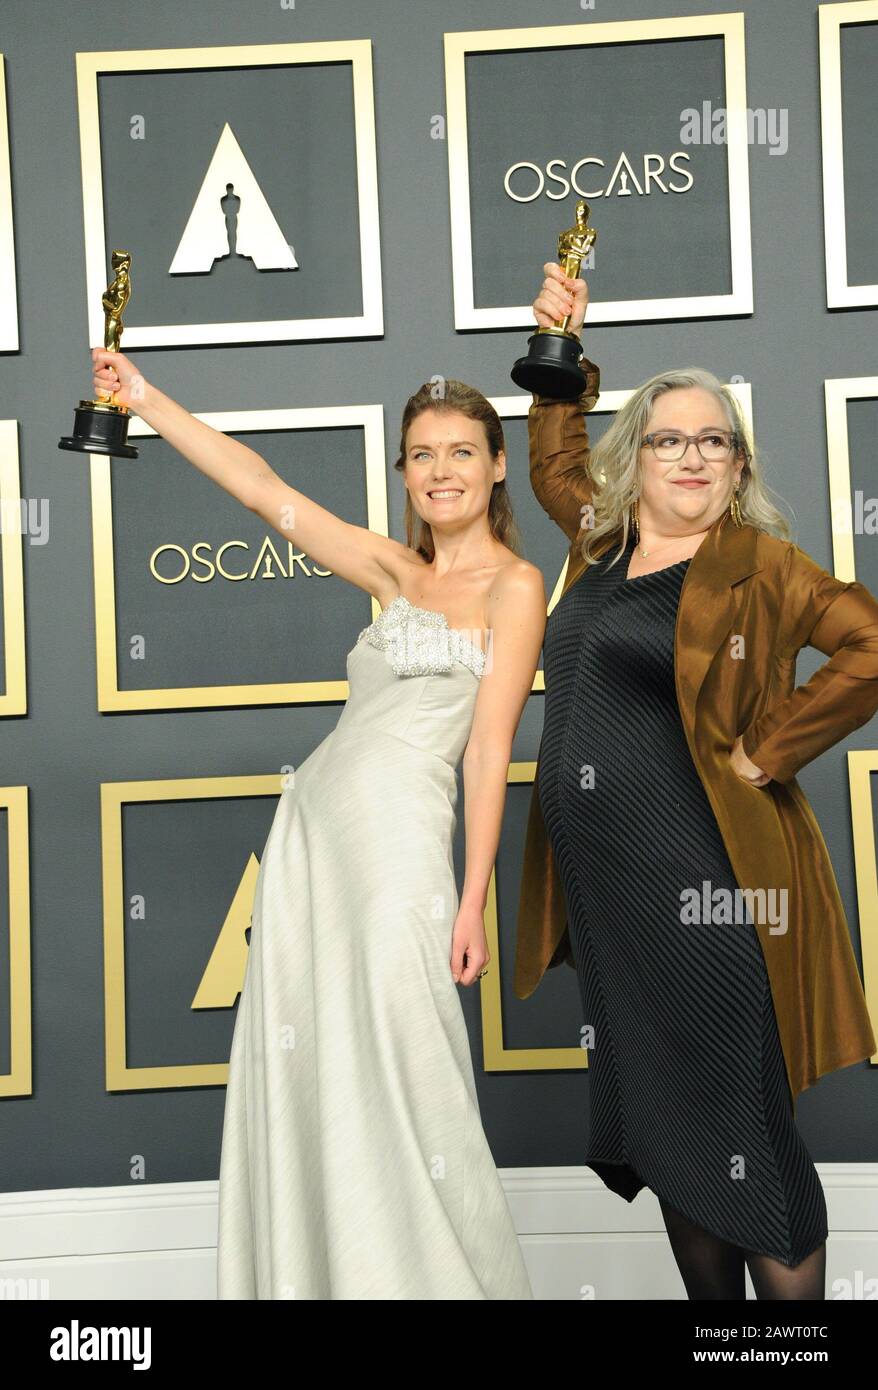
[0,57,18,351]
[445,14,753,329]
[819,1,878,309]
[101,773,281,1091]
[0,786,31,1098]
[0,421,26,716]
[481,762,587,1072]
[74,39,383,346]
[824,374,878,581]
[91,404,388,711]
[846,751,878,1066]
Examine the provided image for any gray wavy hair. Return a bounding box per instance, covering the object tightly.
[579,366,794,569]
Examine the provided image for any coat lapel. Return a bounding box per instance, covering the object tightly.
[558,510,764,735]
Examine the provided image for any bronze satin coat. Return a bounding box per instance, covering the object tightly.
[514,366,878,1101]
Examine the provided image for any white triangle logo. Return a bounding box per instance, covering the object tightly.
[169,122,298,274]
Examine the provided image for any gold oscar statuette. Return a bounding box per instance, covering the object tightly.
[59,248,139,458]
[511,199,597,398]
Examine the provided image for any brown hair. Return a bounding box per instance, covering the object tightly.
[393,378,524,562]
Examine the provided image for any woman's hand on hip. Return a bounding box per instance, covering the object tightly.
[730,734,771,787]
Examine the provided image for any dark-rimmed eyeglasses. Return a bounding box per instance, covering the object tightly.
[641,430,743,463]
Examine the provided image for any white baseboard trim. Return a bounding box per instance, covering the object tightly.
[1,1164,876,1300]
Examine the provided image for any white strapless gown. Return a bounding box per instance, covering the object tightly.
[216,595,533,1300]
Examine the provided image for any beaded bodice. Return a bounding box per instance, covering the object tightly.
[324,595,486,770]
[356,595,487,680]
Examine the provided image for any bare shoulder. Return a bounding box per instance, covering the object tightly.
[372,540,428,606]
[485,557,547,628]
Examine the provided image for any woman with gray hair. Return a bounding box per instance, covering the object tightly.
[515,263,878,1300]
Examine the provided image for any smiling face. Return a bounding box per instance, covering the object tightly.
[639,386,746,531]
[403,409,506,528]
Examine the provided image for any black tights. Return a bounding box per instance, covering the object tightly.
[658,1197,826,1300]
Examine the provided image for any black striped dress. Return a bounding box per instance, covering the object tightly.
[538,528,828,1267]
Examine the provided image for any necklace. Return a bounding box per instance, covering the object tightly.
[636,528,708,559]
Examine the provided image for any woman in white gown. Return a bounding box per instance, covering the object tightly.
[91,349,545,1300]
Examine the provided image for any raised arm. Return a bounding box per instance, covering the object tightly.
[528,376,601,543]
[526,263,601,542]
[91,349,410,600]
[741,542,878,783]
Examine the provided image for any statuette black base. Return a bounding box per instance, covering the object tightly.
[511,329,587,399]
[59,400,138,458]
